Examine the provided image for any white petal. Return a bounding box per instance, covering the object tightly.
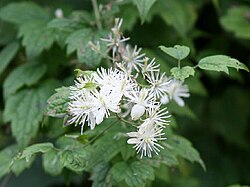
[131,104,145,120]
[127,138,140,144]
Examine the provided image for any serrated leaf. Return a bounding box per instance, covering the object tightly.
[198,55,249,74]
[42,149,63,176]
[159,45,190,60]
[220,6,250,39]
[66,29,107,67]
[0,42,19,75]
[20,143,54,162]
[133,0,156,23]
[90,163,112,187]
[3,62,47,98]
[111,161,154,187]
[47,18,83,32]
[46,87,70,118]
[3,80,59,148]
[60,149,89,172]
[167,135,205,170]
[0,2,49,25]
[170,66,195,81]
[18,20,57,58]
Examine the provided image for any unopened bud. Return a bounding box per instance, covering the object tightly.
[131,104,145,120]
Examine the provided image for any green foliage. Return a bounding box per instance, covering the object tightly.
[133,0,156,23]
[0,2,49,25]
[3,62,47,97]
[111,161,154,187]
[3,80,59,148]
[0,41,19,75]
[198,55,249,74]
[159,45,190,61]
[220,6,250,39]
[170,66,195,81]
[66,29,106,67]
[18,21,58,58]
[0,0,249,186]
[46,87,71,118]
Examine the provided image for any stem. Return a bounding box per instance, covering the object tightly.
[116,113,138,127]
[178,59,181,69]
[83,119,117,148]
[91,0,102,29]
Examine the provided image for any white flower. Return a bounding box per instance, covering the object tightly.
[69,75,96,97]
[126,88,156,120]
[165,79,190,107]
[140,57,160,77]
[122,45,145,73]
[55,8,63,18]
[146,72,170,99]
[127,123,166,158]
[143,106,171,128]
[67,93,96,133]
[101,18,129,58]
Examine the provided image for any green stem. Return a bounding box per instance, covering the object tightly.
[91,0,102,29]
[178,59,181,69]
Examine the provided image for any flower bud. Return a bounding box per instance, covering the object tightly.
[131,104,145,120]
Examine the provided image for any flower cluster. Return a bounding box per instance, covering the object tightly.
[67,18,190,158]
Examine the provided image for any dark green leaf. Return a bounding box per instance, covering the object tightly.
[111,161,154,187]
[0,2,49,25]
[0,42,19,75]
[220,6,250,39]
[157,0,197,37]
[18,20,57,58]
[159,45,190,60]
[46,87,71,118]
[90,163,112,187]
[170,66,195,81]
[3,62,47,98]
[0,145,17,179]
[166,135,205,170]
[133,0,156,23]
[198,55,249,74]
[42,149,63,176]
[66,29,107,67]
[47,18,83,32]
[20,143,54,161]
[3,80,59,148]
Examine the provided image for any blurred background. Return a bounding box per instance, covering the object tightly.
[0,0,249,187]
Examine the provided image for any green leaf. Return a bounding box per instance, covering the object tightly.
[111,161,154,187]
[0,145,17,179]
[170,66,195,81]
[20,143,54,161]
[66,29,106,67]
[157,0,197,37]
[46,87,71,118]
[3,62,47,98]
[133,0,156,23]
[0,42,19,76]
[47,18,83,32]
[227,185,250,187]
[0,2,49,25]
[60,149,89,172]
[11,156,35,176]
[3,80,59,148]
[90,163,112,187]
[42,149,63,176]
[166,135,205,170]
[220,6,250,39]
[198,55,249,74]
[159,45,190,60]
[18,20,57,58]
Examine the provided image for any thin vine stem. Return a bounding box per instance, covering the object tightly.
[91,0,102,29]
